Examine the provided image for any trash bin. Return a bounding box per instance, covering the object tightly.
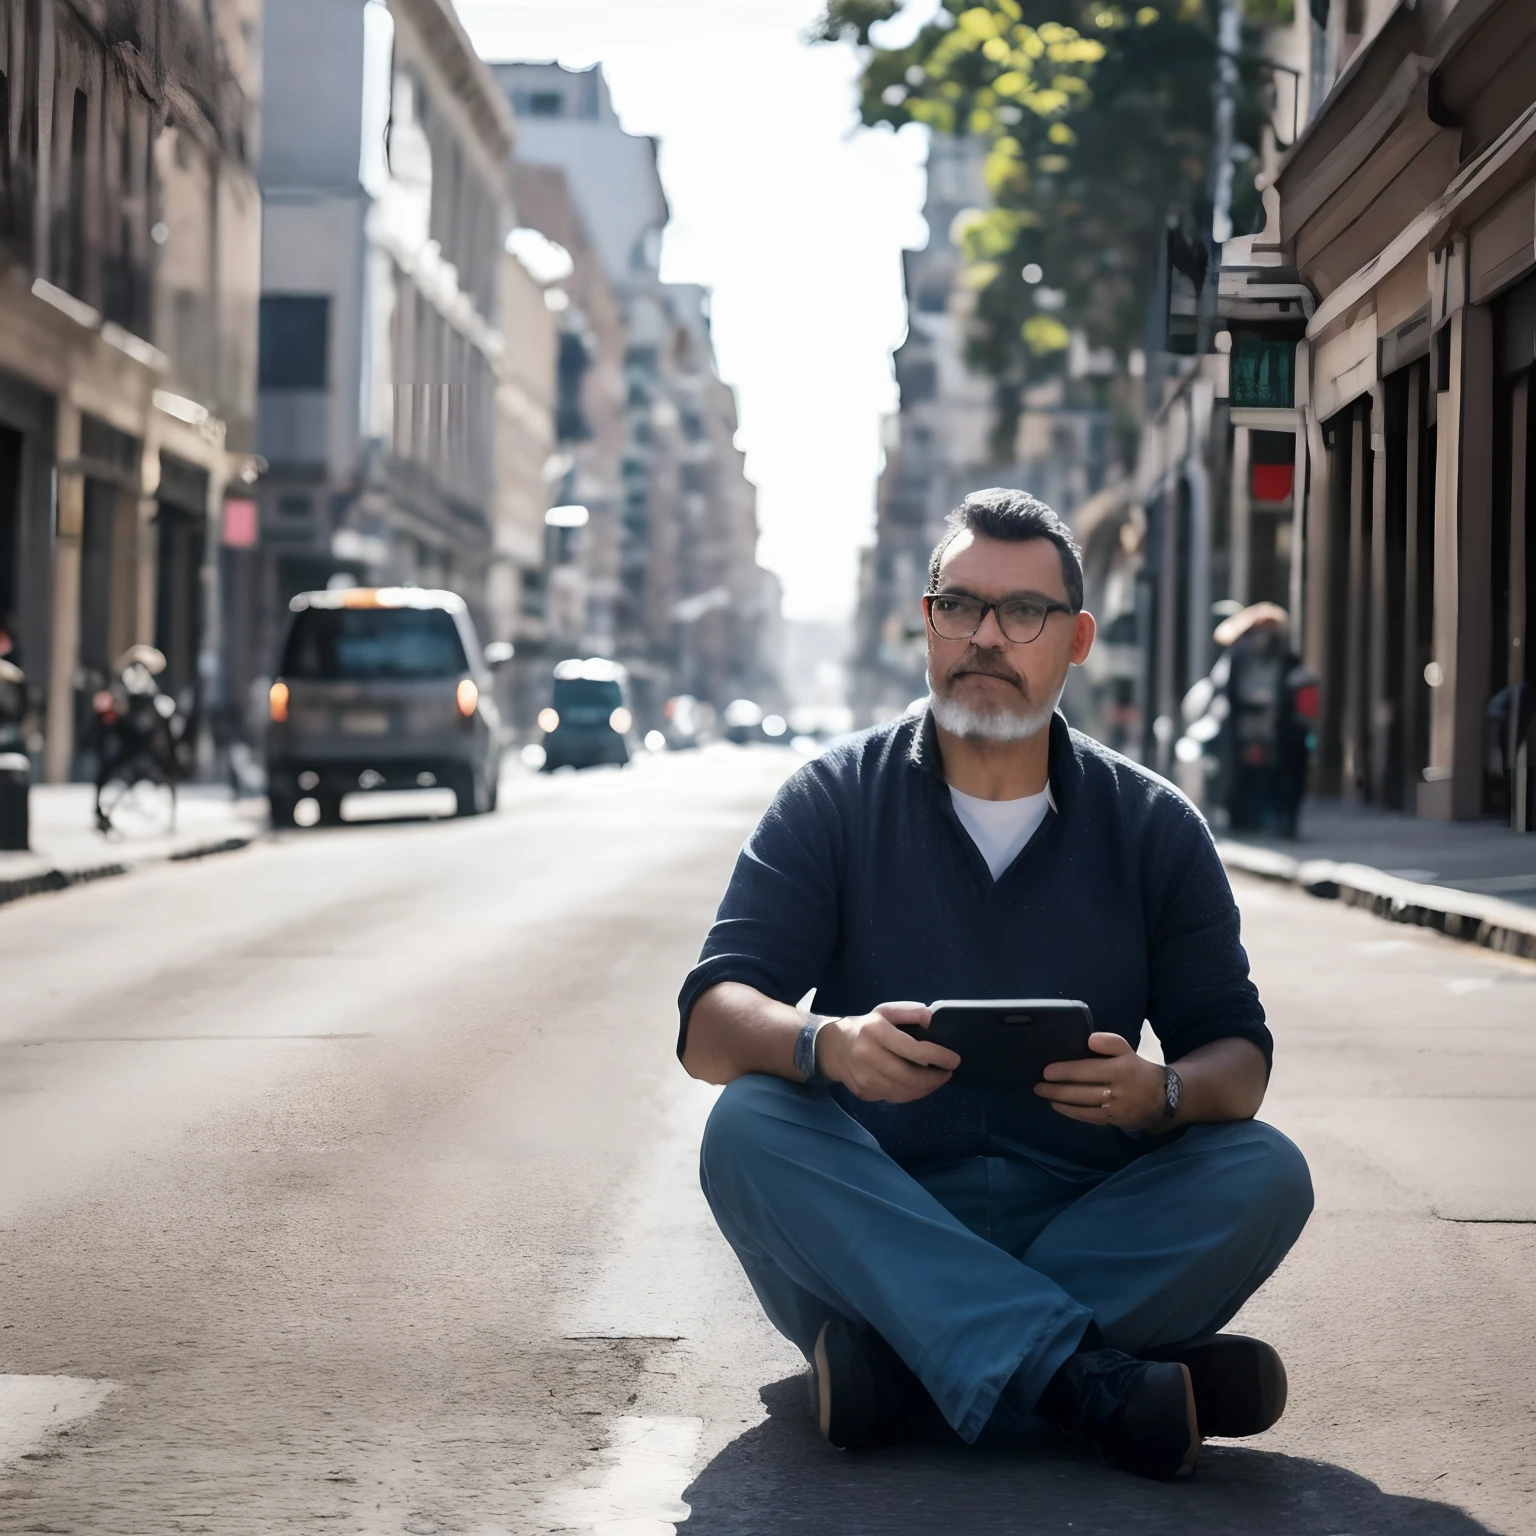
[0,752,29,851]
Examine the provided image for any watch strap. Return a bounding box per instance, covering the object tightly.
[1161,1065,1183,1121]
[794,1015,831,1084]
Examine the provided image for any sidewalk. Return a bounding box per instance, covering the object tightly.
[1219,798,1536,960]
[0,783,266,909]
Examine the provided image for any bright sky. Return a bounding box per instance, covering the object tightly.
[458,0,936,622]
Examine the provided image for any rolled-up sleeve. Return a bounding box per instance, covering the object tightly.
[1142,801,1273,1073]
[676,762,844,1058]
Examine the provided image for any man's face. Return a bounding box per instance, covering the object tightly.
[925,530,1095,740]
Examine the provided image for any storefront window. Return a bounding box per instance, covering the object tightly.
[1230,332,1295,409]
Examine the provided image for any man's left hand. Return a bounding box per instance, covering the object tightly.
[1034,1032,1168,1130]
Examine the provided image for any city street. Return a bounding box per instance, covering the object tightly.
[1,747,1533,1535]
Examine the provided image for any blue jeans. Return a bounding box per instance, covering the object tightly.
[699,1075,1313,1444]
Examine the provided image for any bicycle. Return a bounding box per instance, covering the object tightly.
[92,646,192,837]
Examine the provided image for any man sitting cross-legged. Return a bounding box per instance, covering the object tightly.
[677,488,1312,1481]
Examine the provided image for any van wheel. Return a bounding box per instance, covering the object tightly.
[450,766,483,817]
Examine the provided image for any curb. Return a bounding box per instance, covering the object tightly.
[0,830,258,912]
[1218,840,1536,961]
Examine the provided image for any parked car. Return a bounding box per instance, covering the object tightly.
[660,693,708,751]
[538,658,633,770]
[266,587,502,826]
[721,698,788,745]
[722,698,763,744]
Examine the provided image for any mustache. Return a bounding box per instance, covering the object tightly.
[946,648,1027,693]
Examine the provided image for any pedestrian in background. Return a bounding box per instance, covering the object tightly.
[1181,604,1316,838]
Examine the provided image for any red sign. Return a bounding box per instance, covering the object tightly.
[1251,462,1294,504]
[223,498,258,548]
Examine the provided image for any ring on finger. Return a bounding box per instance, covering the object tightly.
[1102,1086,1112,1106]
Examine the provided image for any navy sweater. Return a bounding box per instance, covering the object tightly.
[677,709,1271,1173]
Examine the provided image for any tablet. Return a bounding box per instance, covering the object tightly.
[900,999,1095,1093]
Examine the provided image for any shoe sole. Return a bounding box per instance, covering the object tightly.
[1147,1335,1287,1438]
[1115,1361,1199,1480]
[1179,1364,1200,1476]
[814,1321,836,1443]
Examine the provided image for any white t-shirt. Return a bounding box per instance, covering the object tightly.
[949,783,1055,881]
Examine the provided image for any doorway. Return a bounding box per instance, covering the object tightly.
[0,424,20,659]
[1490,366,1533,828]
[154,453,210,717]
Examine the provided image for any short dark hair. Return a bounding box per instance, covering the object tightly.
[926,487,1084,612]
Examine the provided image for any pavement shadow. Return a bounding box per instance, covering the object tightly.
[679,1376,1494,1535]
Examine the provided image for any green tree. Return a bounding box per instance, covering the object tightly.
[815,1,1278,441]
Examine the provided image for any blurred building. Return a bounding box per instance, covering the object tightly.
[0,0,263,782]
[852,134,1110,724]
[239,0,520,743]
[491,225,559,733]
[509,159,627,675]
[486,61,777,725]
[1282,0,1536,828]
[1119,5,1313,786]
[665,286,778,709]
[1127,0,1536,837]
[779,617,851,736]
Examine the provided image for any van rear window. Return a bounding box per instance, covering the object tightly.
[281,608,468,680]
[552,678,623,722]
[553,678,623,710]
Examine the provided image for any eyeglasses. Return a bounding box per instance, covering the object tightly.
[924,591,1074,644]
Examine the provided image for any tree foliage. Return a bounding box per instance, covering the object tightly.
[816,1,1276,407]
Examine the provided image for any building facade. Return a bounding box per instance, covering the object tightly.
[1125,0,1536,837]
[508,158,627,673]
[852,133,1111,724]
[486,61,777,725]
[489,225,558,732]
[1276,0,1536,830]
[1116,3,1323,784]
[240,0,523,743]
[0,0,263,782]
[660,285,775,709]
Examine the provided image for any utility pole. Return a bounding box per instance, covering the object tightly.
[1308,0,1331,125]
[1210,0,1241,247]
[1197,0,1241,354]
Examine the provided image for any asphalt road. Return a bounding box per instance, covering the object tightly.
[1,747,1532,1535]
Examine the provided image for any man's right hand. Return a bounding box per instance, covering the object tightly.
[818,1003,959,1103]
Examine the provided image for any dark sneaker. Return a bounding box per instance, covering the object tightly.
[811,1316,945,1449]
[1141,1334,1287,1438]
[1041,1348,1199,1480]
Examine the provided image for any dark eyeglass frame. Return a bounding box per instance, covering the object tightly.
[923,590,1076,645]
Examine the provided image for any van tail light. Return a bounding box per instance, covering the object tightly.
[269,680,290,723]
[1293,683,1319,721]
[456,678,479,717]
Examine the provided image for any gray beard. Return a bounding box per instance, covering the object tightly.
[927,673,1062,742]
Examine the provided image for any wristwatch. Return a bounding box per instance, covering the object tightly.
[794,1014,834,1084]
[1161,1065,1183,1121]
